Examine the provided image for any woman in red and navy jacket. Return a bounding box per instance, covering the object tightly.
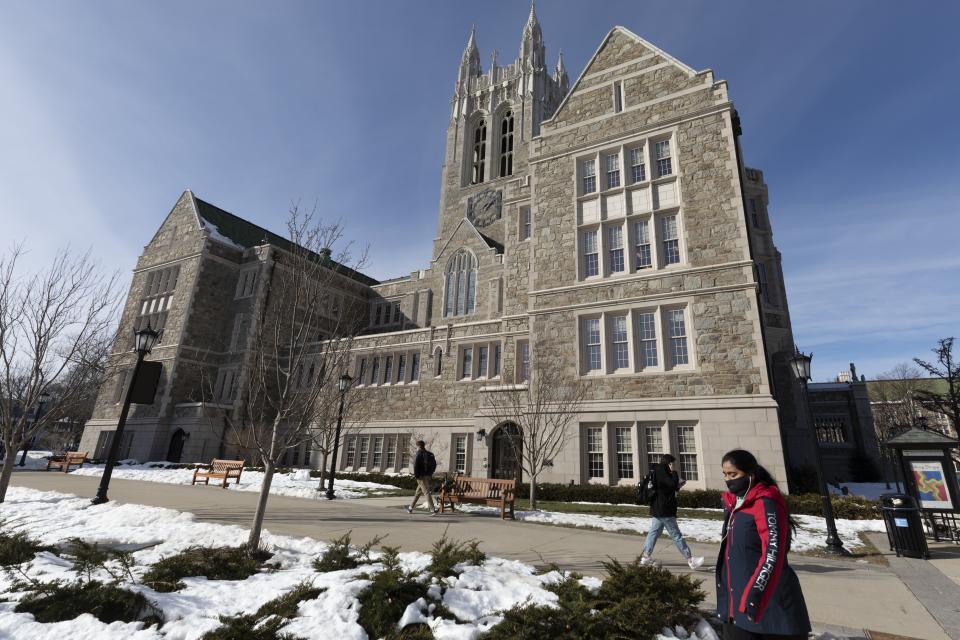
[716,449,811,640]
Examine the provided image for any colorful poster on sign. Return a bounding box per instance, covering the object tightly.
[910,460,954,510]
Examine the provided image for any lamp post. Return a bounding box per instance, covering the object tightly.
[324,374,353,500]
[790,349,846,555]
[19,391,51,466]
[91,324,159,505]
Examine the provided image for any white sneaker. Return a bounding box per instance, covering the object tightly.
[405,506,413,514]
[687,556,704,570]
[640,555,656,566]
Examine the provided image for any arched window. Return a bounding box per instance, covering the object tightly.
[472,120,487,184]
[499,111,514,177]
[444,250,477,317]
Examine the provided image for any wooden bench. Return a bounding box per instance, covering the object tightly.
[191,459,244,488]
[439,475,516,520]
[46,451,88,472]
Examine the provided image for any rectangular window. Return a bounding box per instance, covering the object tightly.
[630,147,646,183]
[358,437,370,468]
[582,159,597,194]
[383,356,393,384]
[634,219,652,269]
[610,315,630,370]
[518,340,530,382]
[136,265,180,343]
[396,354,406,383]
[674,425,699,481]
[613,80,623,113]
[400,437,411,472]
[814,417,848,444]
[655,140,672,177]
[668,309,689,366]
[749,198,760,228]
[410,352,420,381]
[215,368,237,403]
[454,435,467,474]
[605,153,620,189]
[385,436,398,469]
[521,206,532,240]
[229,314,246,352]
[357,358,367,385]
[477,346,488,378]
[661,215,680,265]
[637,312,658,367]
[607,225,624,274]
[644,425,663,472]
[345,437,357,468]
[235,270,257,299]
[584,318,602,372]
[461,347,473,380]
[370,358,380,387]
[587,427,604,478]
[374,305,382,326]
[492,343,502,377]
[757,263,770,304]
[616,426,634,479]
[112,369,132,403]
[372,436,384,469]
[582,229,599,277]
[392,302,401,325]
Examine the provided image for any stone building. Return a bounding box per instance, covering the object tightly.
[82,11,828,490]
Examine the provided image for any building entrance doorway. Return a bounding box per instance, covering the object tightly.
[491,422,522,481]
[166,428,187,463]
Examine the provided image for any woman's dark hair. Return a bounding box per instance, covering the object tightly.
[661,453,676,464]
[722,449,797,543]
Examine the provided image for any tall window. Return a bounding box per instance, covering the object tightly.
[358,437,370,468]
[668,309,689,366]
[757,263,770,304]
[454,435,467,473]
[136,266,180,340]
[587,427,604,478]
[518,340,530,382]
[357,358,367,385]
[411,353,420,381]
[630,146,646,183]
[235,269,257,298]
[370,358,380,387]
[634,220,652,269]
[520,207,532,240]
[615,426,634,479]
[372,436,384,469]
[661,215,680,265]
[644,425,663,472]
[655,140,672,177]
[396,354,406,383]
[461,347,473,379]
[749,198,761,228]
[613,81,623,113]
[608,226,624,273]
[472,120,487,184]
[434,348,443,377]
[493,344,501,377]
[345,437,357,467]
[581,159,597,194]
[582,230,599,277]
[637,312,658,367]
[584,318,602,372]
[610,315,629,370]
[383,355,393,384]
[477,346,488,378]
[605,153,620,189]
[444,250,477,317]
[674,425,699,480]
[499,111,514,177]
[385,436,398,469]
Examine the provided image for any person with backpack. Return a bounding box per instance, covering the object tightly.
[716,449,810,640]
[640,453,704,570]
[406,440,438,516]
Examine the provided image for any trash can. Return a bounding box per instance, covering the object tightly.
[880,493,929,559]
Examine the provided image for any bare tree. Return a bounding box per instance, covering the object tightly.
[872,363,927,487]
[481,352,585,509]
[0,245,119,501]
[914,337,960,458]
[213,207,368,552]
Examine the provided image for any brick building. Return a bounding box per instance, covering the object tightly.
[82,13,836,490]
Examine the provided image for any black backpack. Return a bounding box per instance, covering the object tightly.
[423,450,437,476]
[636,469,657,505]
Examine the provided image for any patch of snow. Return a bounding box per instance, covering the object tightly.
[199,219,245,250]
[3,450,55,470]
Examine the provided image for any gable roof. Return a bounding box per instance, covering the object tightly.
[187,191,379,287]
[886,428,959,448]
[433,217,501,265]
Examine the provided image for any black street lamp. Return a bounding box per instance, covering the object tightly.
[19,391,51,466]
[324,374,353,500]
[790,348,847,555]
[91,323,160,505]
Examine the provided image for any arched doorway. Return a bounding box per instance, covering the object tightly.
[491,422,522,481]
[166,428,187,463]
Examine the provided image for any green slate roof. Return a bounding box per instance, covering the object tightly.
[192,195,379,287]
[886,428,959,448]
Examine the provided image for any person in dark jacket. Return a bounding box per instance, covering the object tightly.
[717,449,811,640]
[406,440,438,516]
[641,454,704,570]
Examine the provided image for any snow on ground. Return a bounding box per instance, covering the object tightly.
[67,460,401,499]
[0,486,719,640]
[453,505,885,552]
[828,482,894,501]
[0,450,53,471]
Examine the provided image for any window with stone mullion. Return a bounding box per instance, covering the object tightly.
[609,315,630,371]
[587,426,604,478]
[607,224,625,274]
[667,309,689,366]
[660,215,681,266]
[605,153,621,189]
[615,426,634,479]
[582,229,599,278]
[633,219,653,270]
[584,318,602,373]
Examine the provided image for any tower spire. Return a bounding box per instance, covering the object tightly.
[458,25,481,88]
[519,1,544,71]
[554,49,569,93]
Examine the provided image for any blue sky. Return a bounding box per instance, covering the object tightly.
[1,1,957,381]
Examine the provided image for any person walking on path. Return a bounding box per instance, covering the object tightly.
[641,453,704,570]
[406,440,438,515]
[716,449,811,640]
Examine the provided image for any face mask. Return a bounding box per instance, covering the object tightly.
[726,475,751,496]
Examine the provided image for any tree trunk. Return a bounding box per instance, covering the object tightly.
[529,473,538,511]
[320,450,329,485]
[248,460,276,552]
[0,441,21,503]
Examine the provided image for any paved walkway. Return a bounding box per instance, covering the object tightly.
[10,471,957,639]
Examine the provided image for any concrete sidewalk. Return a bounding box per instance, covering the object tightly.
[9,471,955,639]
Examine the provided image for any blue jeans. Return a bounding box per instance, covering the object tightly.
[644,516,692,558]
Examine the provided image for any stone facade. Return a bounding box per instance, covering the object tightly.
[82,14,848,491]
